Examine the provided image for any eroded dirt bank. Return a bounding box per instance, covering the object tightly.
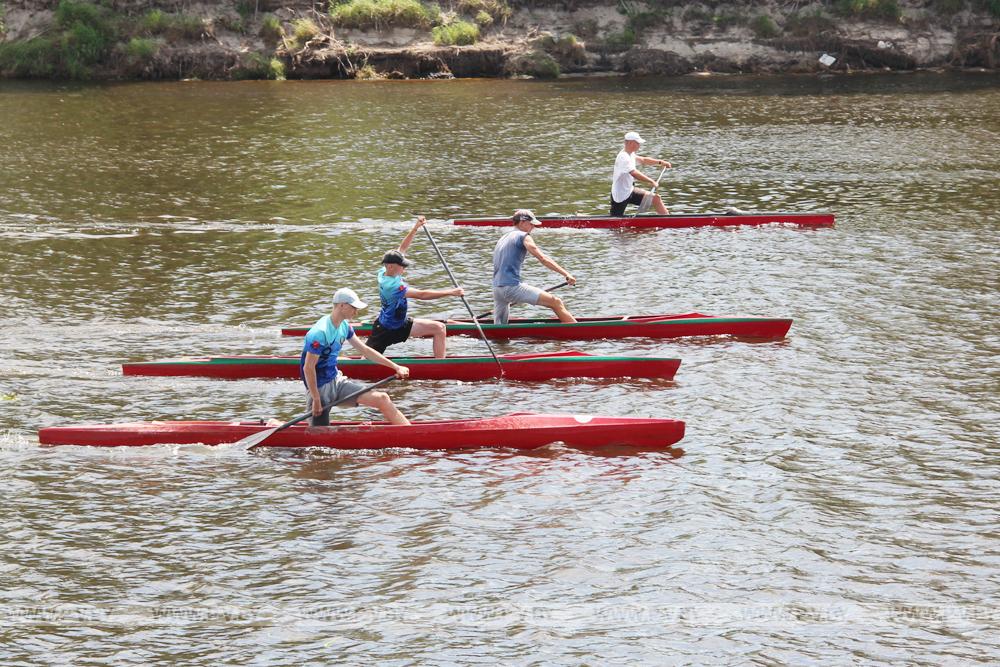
[1,0,998,80]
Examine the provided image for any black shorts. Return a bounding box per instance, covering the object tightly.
[365,317,413,353]
[610,191,645,216]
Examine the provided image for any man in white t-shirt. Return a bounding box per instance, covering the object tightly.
[610,131,671,216]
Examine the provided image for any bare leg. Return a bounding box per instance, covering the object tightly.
[653,193,668,214]
[358,391,410,426]
[410,318,448,358]
[537,292,576,323]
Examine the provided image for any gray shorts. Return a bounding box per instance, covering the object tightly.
[493,283,544,325]
[307,372,367,426]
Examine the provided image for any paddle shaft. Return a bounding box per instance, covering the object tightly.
[475,280,570,321]
[241,376,396,450]
[421,226,504,376]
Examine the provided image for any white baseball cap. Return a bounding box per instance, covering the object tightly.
[332,287,367,309]
[624,131,645,144]
[512,209,541,226]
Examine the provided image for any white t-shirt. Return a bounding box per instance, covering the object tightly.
[611,149,637,203]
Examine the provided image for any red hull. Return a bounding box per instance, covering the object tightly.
[122,351,680,381]
[38,413,685,451]
[452,212,834,229]
[281,313,792,340]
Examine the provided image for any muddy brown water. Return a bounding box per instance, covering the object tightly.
[1,73,998,663]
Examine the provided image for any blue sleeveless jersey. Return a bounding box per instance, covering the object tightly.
[376,268,409,329]
[493,230,528,287]
[299,315,355,388]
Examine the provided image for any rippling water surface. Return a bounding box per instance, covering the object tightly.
[1,73,998,663]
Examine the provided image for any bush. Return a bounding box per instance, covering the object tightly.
[123,36,156,61]
[931,0,965,14]
[0,37,57,77]
[474,10,492,27]
[456,0,510,23]
[140,9,204,40]
[750,14,779,38]
[432,19,479,45]
[786,10,837,36]
[233,51,285,79]
[55,0,117,78]
[259,14,282,43]
[977,0,1000,17]
[330,0,432,30]
[290,17,320,47]
[834,0,902,20]
[604,26,636,51]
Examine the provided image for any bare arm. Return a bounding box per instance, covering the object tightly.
[348,336,410,378]
[523,235,576,285]
[303,352,324,416]
[406,286,464,300]
[636,155,671,168]
[398,215,426,254]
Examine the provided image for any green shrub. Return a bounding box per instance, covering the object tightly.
[0,37,57,77]
[474,10,492,27]
[330,0,432,30]
[55,0,117,78]
[457,0,510,23]
[259,14,282,43]
[604,26,636,51]
[976,0,1000,17]
[931,0,965,13]
[291,17,320,47]
[123,36,157,61]
[750,14,780,38]
[141,9,169,34]
[140,9,204,40]
[233,51,285,79]
[432,19,479,45]
[834,0,902,20]
[515,50,559,78]
[713,10,747,30]
[786,10,837,36]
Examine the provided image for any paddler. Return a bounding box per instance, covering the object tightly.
[301,287,410,426]
[610,131,671,216]
[492,209,577,325]
[366,215,465,358]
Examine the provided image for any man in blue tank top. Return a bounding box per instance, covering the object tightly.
[492,209,577,325]
[366,215,465,357]
[300,287,411,426]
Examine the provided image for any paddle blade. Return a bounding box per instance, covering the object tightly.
[235,426,282,450]
[637,193,653,214]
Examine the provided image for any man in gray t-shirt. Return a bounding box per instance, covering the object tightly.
[491,209,577,325]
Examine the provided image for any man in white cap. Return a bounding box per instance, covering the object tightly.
[492,209,577,325]
[300,287,411,426]
[367,215,465,358]
[610,131,671,216]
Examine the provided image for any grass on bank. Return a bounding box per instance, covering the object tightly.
[432,19,479,45]
[329,0,434,30]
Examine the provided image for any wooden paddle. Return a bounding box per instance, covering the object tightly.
[638,165,668,214]
[421,226,505,377]
[475,280,570,321]
[234,376,396,450]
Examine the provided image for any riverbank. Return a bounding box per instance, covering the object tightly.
[1,0,998,80]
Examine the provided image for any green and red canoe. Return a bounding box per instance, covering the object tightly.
[451,211,834,229]
[122,350,681,381]
[38,412,685,451]
[281,313,792,341]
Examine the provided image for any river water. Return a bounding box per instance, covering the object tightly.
[1,72,998,663]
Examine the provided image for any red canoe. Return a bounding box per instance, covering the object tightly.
[281,313,792,341]
[122,350,681,381]
[38,413,686,451]
[451,212,834,229]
